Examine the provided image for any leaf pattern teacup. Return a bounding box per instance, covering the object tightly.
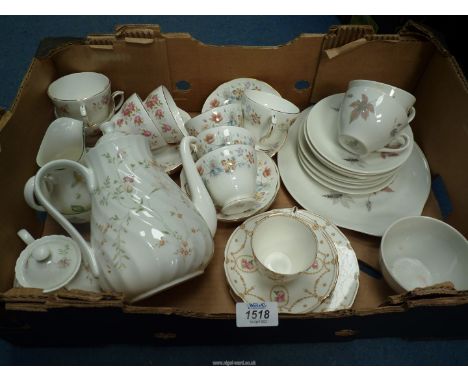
[338,86,415,156]
[348,80,416,115]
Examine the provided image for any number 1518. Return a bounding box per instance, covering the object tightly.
[246,309,270,320]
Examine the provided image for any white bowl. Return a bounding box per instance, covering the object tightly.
[380,216,468,293]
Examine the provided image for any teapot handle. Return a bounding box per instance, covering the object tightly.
[179,136,217,237]
[34,159,101,278]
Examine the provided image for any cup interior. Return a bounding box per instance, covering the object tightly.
[197,125,253,152]
[381,216,468,291]
[252,214,317,275]
[48,72,110,101]
[196,143,252,164]
[245,90,299,114]
[36,118,85,166]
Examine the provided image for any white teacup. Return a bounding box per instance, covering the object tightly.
[144,85,187,144]
[184,104,243,137]
[196,126,255,157]
[36,118,85,167]
[24,168,92,224]
[111,93,166,150]
[24,117,91,223]
[242,90,299,150]
[180,136,257,215]
[349,80,416,115]
[251,210,317,283]
[338,86,415,156]
[48,72,124,131]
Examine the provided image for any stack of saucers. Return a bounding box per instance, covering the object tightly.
[296,93,414,195]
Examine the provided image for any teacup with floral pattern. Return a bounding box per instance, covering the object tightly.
[242,90,299,151]
[196,125,255,158]
[144,85,187,144]
[111,93,167,150]
[180,137,257,216]
[184,104,243,137]
[48,72,124,134]
[251,210,318,283]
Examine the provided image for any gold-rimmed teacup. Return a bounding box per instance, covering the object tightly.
[251,209,318,283]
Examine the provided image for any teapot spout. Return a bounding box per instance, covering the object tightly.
[180,136,217,237]
[34,160,101,278]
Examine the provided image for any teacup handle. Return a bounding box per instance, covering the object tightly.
[112,91,125,112]
[257,114,277,150]
[179,136,217,237]
[79,103,90,126]
[377,133,412,154]
[407,107,416,124]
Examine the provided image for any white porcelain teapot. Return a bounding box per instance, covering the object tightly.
[33,122,217,302]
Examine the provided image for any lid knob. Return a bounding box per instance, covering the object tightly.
[32,245,52,262]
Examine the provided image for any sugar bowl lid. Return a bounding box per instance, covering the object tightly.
[15,230,81,293]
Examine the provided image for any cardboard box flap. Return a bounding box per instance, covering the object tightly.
[0,107,12,131]
[114,24,162,38]
[1,288,124,308]
[35,37,85,59]
[400,20,451,56]
[383,282,459,305]
[322,24,376,50]
[412,52,468,236]
[312,22,435,103]
[86,34,117,50]
[44,25,325,111]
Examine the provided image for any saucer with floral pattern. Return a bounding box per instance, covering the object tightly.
[180,151,280,223]
[202,78,281,113]
[224,209,340,314]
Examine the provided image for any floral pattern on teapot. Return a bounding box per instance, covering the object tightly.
[91,142,212,273]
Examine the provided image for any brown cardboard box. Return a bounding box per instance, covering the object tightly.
[1,22,467,344]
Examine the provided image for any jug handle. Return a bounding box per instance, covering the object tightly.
[179,136,217,237]
[34,159,101,278]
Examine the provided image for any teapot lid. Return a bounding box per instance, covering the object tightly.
[15,234,82,293]
[93,121,131,147]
